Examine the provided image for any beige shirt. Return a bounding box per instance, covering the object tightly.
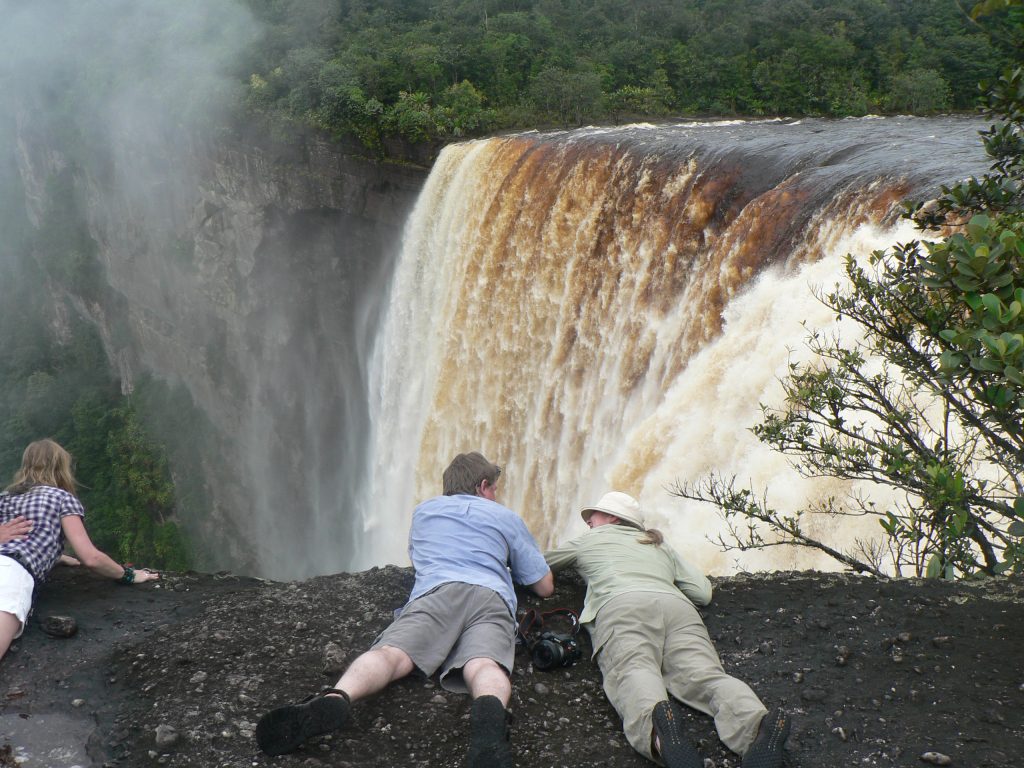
[544,524,712,624]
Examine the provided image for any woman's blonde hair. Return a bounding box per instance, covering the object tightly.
[616,518,664,546]
[637,528,664,546]
[6,439,78,496]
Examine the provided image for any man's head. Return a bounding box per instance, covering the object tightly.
[442,452,502,498]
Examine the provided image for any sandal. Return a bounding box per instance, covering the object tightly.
[741,707,791,768]
[255,687,351,756]
[652,700,703,768]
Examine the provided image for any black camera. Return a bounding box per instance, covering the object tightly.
[530,630,582,671]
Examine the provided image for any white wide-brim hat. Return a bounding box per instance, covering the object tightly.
[580,491,645,530]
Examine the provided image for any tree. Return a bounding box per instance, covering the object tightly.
[888,68,952,113]
[382,90,438,142]
[674,53,1024,578]
[528,65,603,126]
[436,79,495,137]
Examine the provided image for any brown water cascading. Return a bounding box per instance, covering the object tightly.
[358,119,987,574]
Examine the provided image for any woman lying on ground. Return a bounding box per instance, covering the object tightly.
[544,491,791,768]
[0,439,160,661]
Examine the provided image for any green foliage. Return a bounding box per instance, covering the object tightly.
[529,66,604,126]
[888,68,951,113]
[235,0,1020,148]
[675,6,1024,579]
[70,396,192,571]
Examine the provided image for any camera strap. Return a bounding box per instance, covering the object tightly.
[515,607,580,647]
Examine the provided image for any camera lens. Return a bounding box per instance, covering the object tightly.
[532,639,564,671]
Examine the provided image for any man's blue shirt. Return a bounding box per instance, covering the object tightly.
[407,493,549,615]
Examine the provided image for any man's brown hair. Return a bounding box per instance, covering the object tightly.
[442,452,501,496]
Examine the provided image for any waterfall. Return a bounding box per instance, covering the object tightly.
[354,117,989,574]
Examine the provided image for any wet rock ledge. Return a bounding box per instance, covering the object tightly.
[1,566,1022,767]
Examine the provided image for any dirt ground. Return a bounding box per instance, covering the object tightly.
[1,565,1021,768]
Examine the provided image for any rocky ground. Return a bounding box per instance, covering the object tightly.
[0,565,1021,768]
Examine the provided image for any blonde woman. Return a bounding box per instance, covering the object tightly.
[0,439,160,660]
[545,491,790,768]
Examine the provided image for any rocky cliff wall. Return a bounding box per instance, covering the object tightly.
[14,119,428,577]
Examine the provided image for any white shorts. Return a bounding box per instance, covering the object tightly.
[0,556,34,638]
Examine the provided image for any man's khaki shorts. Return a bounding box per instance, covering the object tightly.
[371,582,515,693]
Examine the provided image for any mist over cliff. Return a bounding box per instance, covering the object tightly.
[0,0,425,577]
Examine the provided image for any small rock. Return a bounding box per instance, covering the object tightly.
[831,726,848,742]
[188,671,207,684]
[534,683,550,695]
[430,694,446,704]
[801,687,827,703]
[154,724,179,749]
[40,615,78,638]
[791,671,804,684]
[931,636,953,649]
[71,698,85,708]
[322,642,347,676]
[920,752,952,765]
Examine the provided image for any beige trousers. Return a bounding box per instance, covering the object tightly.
[589,591,767,760]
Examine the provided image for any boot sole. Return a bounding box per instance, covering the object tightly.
[653,700,704,768]
[255,694,349,755]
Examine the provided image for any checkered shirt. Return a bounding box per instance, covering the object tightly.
[0,485,85,582]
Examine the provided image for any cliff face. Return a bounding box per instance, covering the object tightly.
[14,119,428,577]
[2,567,1021,768]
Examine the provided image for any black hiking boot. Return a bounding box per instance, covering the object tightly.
[467,695,513,768]
[255,688,351,756]
[652,700,703,768]
[741,707,791,768]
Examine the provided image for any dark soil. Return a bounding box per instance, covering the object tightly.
[1,566,1022,767]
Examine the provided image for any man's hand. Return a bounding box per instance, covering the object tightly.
[0,516,32,544]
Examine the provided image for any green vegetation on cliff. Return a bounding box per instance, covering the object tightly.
[237,0,1021,150]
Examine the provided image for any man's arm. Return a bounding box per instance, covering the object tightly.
[0,516,31,543]
[528,570,554,597]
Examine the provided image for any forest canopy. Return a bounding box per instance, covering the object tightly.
[236,0,1022,150]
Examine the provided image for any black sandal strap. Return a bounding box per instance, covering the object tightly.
[319,687,350,702]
